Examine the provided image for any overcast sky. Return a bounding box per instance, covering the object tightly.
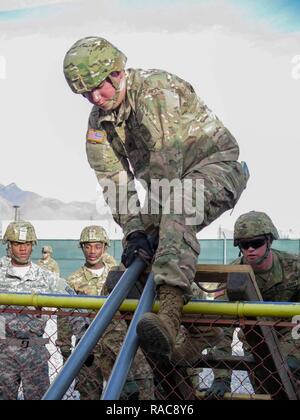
[1,0,300,237]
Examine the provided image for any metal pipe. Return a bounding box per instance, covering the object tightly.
[102,273,156,400]
[196,391,271,401]
[1,293,300,318]
[42,257,147,400]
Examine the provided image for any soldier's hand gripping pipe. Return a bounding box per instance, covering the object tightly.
[121,231,155,268]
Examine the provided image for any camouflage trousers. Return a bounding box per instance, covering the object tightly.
[98,315,155,400]
[0,344,50,400]
[141,161,248,303]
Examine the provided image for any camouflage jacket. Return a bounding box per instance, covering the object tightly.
[36,257,60,275]
[235,249,300,302]
[86,68,242,237]
[67,254,117,295]
[0,256,11,269]
[57,254,116,348]
[0,262,83,340]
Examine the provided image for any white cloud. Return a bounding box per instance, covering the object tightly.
[0,1,300,236]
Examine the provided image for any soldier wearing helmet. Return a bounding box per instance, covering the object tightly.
[56,225,154,400]
[0,221,85,400]
[3,221,37,266]
[233,211,279,268]
[64,36,249,359]
[37,245,60,275]
[207,211,300,399]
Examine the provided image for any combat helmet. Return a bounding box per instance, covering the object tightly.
[64,36,127,94]
[234,211,279,246]
[79,225,110,246]
[3,221,37,245]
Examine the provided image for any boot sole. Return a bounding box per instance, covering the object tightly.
[136,314,173,357]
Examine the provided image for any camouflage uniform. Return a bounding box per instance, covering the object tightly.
[212,212,300,395]
[0,256,10,269]
[85,67,249,301]
[64,37,248,361]
[37,246,60,275]
[63,37,248,300]
[0,261,82,400]
[214,250,300,387]
[37,257,60,275]
[58,258,154,400]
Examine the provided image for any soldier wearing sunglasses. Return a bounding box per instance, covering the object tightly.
[206,211,300,399]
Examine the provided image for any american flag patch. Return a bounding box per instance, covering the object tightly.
[86,128,107,144]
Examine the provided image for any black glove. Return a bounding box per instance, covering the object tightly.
[205,378,231,399]
[121,231,154,268]
[287,355,300,381]
[84,354,95,367]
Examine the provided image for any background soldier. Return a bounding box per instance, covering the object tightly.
[207,211,300,398]
[0,221,83,400]
[57,225,154,400]
[37,245,60,275]
[63,37,249,360]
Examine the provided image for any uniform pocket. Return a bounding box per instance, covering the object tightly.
[86,141,123,173]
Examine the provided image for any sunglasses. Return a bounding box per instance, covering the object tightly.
[239,238,266,250]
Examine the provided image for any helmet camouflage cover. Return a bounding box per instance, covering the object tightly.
[234,211,279,246]
[79,225,110,246]
[42,245,53,254]
[3,221,37,244]
[63,36,127,94]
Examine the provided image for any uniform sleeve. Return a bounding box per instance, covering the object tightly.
[46,274,88,340]
[86,113,145,238]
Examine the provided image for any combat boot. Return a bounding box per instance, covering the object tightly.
[136,285,184,357]
[172,326,224,365]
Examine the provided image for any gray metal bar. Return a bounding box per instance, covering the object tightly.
[42,257,147,400]
[102,273,156,400]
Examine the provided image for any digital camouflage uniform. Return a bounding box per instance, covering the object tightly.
[58,254,154,400]
[0,256,11,269]
[214,250,300,392]
[0,262,83,400]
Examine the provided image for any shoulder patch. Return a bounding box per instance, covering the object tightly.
[86,128,107,144]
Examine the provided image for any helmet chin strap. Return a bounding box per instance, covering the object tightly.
[107,73,126,106]
[87,255,103,266]
[11,254,30,265]
[9,243,31,265]
[240,236,272,266]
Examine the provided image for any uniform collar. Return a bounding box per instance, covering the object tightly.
[82,261,108,279]
[252,251,283,289]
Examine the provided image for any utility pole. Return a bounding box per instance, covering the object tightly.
[222,231,227,264]
[13,205,20,222]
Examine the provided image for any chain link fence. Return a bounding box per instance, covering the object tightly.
[0,303,299,400]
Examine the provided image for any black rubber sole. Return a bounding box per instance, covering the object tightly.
[136,313,173,356]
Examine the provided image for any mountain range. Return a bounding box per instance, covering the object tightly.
[0,183,103,220]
